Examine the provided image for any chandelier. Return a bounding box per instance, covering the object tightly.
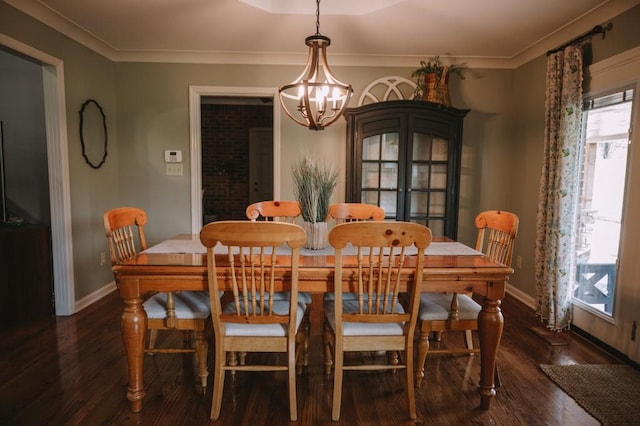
[279,0,353,130]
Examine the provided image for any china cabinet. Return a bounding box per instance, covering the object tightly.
[344,100,468,238]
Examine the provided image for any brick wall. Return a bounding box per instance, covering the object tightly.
[201,103,272,220]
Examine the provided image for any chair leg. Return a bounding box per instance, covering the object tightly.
[416,327,430,388]
[295,326,305,375]
[388,351,399,367]
[147,329,159,355]
[432,331,443,348]
[210,340,226,420]
[227,351,238,375]
[405,345,417,420]
[331,347,344,421]
[182,329,192,348]
[323,319,334,375]
[302,306,311,368]
[195,324,208,388]
[464,330,474,352]
[288,341,298,421]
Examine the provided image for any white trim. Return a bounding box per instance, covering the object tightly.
[188,86,281,234]
[0,34,75,315]
[7,0,637,70]
[506,282,535,309]
[75,281,117,313]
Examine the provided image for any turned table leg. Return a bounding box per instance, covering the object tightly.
[121,295,147,412]
[477,282,504,410]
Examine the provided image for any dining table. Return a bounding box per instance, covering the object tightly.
[111,233,513,413]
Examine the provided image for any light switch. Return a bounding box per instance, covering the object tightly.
[166,163,183,176]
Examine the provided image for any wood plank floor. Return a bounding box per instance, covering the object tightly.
[0,291,627,425]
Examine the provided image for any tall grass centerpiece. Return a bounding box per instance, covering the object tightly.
[292,157,338,249]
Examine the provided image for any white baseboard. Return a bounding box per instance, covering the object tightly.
[74,280,117,313]
[71,280,533,316]
[505,283,535,310]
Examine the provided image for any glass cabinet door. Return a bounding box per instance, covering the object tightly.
[406,133,449,235]
[345,100,467,239]
[361,132,399,217]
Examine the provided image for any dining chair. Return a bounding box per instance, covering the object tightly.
[103,207,210,387]
[200,220,307,421]
[415,210,519,388]
[245,200,301,223]
[325,202,385,223]
[324,202,392,359]
[323,221,432,421]
[245,200,311,372]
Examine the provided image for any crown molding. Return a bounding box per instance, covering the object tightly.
[6,0,639,70]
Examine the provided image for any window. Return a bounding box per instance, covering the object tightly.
[573,88,634,315]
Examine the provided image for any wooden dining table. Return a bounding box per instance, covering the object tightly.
[112,234,513,413]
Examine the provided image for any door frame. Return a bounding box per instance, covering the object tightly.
[188,86,281,233]
[0,35,75,315]
[572,46,640,361]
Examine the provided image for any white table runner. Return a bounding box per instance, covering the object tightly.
[144,238,483,257]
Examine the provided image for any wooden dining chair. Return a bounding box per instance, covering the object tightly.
[325,202,385,223]
[103,207,210,387]
[415,210,519,388]
[245,200,311,372]
[323,221,432,421]
[246,200,301,223]
[200,220,307,421]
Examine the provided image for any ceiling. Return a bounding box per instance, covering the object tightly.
[5,0,639,68]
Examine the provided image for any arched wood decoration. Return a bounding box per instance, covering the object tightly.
[79,99,108,169]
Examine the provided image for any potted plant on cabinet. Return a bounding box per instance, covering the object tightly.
[411,56,465,106]
[292,156,338,249]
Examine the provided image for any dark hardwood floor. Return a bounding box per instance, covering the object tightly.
[0,291,625,425]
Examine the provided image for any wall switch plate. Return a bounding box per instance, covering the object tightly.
[166,163,183,176]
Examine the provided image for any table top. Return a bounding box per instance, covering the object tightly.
[116,234,511,272]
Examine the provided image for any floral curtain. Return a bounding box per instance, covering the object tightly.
[534,45,584,331]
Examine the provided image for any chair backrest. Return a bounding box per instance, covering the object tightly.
[329,221,432,330]
[475,210,519,266]
[103,207,148,265]
[246,200,301,223]
[200,221,306,333]
[325,203,385,223]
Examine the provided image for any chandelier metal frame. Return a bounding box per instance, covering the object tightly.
[279,0,353,130]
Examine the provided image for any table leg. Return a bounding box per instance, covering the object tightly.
[477,285,504,410]
[122,296,147,412]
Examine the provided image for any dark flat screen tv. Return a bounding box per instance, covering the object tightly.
[0,121,7,223]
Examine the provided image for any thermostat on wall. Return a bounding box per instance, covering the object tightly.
[164,150,182,163]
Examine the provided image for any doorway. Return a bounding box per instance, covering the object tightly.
[200,97,273,222]
[0,35,74,316]
[572,46,640,362]
[188,86,281,233]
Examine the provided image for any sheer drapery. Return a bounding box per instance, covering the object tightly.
[534,45,584,331]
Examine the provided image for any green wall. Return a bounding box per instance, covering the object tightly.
[1,1,639,307]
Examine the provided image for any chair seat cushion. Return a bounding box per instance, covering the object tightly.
[323,292,358,301]
[222,300,305,337]
[418,293,481,321]
[143,291,211,319]
[324,299,405,336]
[241,291,312,305]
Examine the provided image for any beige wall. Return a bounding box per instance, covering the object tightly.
[1,1,639,306]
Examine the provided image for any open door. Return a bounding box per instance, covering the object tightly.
[248,127,274,204]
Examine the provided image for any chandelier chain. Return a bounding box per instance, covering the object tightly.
[315,0,320,35]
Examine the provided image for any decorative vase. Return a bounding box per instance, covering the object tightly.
[421,71,451,106]
[301,221,328,250]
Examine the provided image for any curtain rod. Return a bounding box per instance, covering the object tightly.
[547,22,613,56]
